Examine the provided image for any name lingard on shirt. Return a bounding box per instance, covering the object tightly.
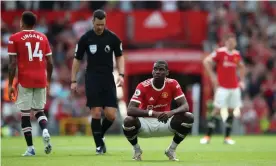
[21,34,43,41]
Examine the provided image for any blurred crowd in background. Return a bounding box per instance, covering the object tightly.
[1,1,276,136]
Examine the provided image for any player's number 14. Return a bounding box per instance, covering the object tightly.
[25,42,43,61]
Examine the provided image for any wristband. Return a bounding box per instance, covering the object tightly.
[148,110,153,117]
[119,73,125,78]
[71,81,77,83]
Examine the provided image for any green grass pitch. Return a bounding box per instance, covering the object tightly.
[1,135,276,166]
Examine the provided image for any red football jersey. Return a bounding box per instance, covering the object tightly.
[211,47,241,88]
[8,30,52,88]
[130,78,185,112]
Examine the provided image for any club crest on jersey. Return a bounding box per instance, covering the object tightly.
[162,92,168,98]
[105,45,110,53]
[89,45,97,54]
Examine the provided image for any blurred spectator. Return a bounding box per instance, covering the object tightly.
[72,16,91,40]
[35,16,48,34]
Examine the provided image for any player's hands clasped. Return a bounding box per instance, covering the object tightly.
[8,86,15,101]
[152,111,173,124]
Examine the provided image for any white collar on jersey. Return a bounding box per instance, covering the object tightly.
[22,30,35,32]
[151,78,166,91]
[226,48,235,55]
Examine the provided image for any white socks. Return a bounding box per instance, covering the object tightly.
[133,144,140,150]
[28,146,34,151]
[169,140,178,151]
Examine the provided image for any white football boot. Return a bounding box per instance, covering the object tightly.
[224,137,236,145]
[42,129,52,154]
[132,148,142,161]
[165,148,179,161]
[200,136,211,144]
[22,148,35,156]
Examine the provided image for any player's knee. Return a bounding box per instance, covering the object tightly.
[105,112,116,121]
[91,108,101,119]
[123,116,139,127]
[123,116,140,138]
[171,112,194,134]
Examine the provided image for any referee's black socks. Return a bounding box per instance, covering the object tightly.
[91,118,103,148]
[101,117,114,138]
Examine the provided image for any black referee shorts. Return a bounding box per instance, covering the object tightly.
[85,73,118,109]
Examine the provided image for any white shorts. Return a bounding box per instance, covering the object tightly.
[15,84,46,110]
[137,117,174,138]
[213,87,242,109]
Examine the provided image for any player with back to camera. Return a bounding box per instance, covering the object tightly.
[122,60,194,161]
[71,9,125,155]
[200,33,246,145]
[8,11,53,156]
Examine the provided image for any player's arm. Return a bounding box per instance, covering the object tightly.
[114,35,124,75]
[127,101,161,118]
[171,95,189,115]
[45,39,53,83]
[45,55,53,83]
[8,55,17,87]
[203,52,217,81]
[237,58,246,89]
[170,81,189,115]
[7,35,17,87]
[71,34,87,82]
[127,101,151,117]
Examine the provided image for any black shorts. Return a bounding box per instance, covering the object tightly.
[85,73,117,108]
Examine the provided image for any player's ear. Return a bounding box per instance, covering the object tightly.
[166,70,169,76]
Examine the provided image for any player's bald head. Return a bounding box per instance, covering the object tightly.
[154,60,168,69]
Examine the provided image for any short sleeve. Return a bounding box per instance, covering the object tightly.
[45,37,52,56]
[8,35,17,55]
[211,50,219,62]
[113,34,122,57]
[75,34,87,60]
[130,83,145,104]
[172,80,184,100]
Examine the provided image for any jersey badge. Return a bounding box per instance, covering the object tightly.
[89,45,97,54]
[162,92,168,98]
[105,45,110,53]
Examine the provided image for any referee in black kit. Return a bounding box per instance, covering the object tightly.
[71,9,125,155]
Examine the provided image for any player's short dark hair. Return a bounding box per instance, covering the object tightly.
[93,9,106,20]
[21,11,37,28]
[154,60,168,69]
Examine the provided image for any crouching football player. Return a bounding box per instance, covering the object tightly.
[122,60,194,161]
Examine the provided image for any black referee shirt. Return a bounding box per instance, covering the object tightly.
[75,29,123,74]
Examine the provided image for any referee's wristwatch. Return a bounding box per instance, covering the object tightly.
[119,73,124,78]
[71,80,77,83]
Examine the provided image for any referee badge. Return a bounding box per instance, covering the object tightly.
[89,45,97,54]
[105,45,110,53]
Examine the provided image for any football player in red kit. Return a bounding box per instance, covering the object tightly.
[8,11,53,156]
[122,60,194,161]
[200,33,246,145]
